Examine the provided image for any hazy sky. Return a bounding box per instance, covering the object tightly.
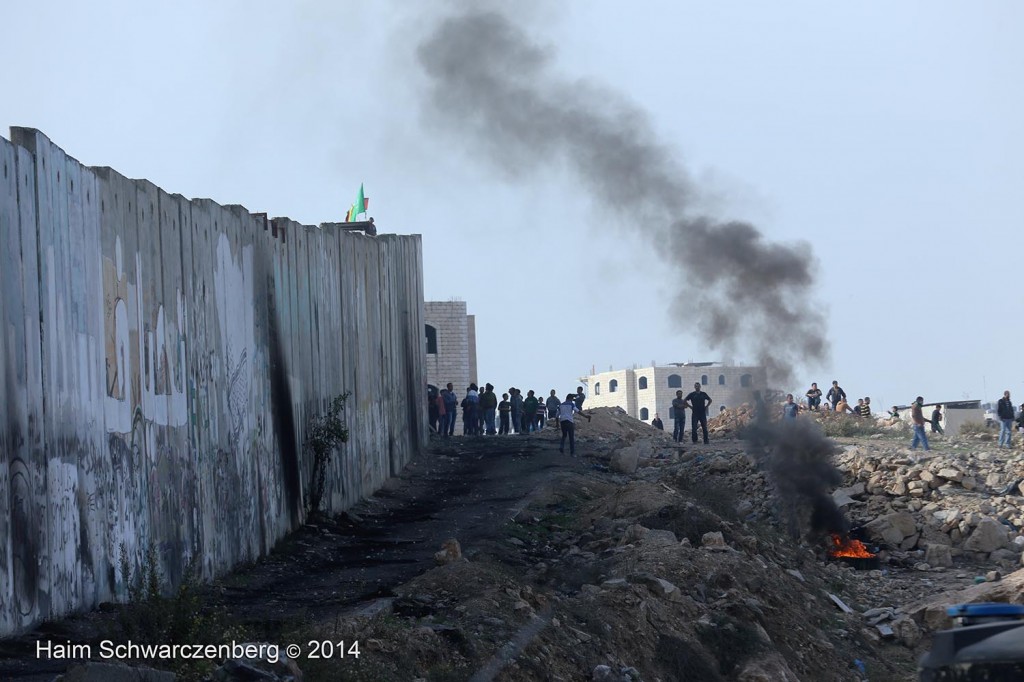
[2,1,1021,412]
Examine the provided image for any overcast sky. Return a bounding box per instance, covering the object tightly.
[2,1,1021,412]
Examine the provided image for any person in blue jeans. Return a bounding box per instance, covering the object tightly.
[910,396,930,451]
[557,394,591,455]
[997,390,1015,448]
[443,383,458,436]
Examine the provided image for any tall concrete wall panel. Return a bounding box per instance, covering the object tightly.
[0,129,426,636]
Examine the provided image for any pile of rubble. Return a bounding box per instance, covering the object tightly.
[835,443,1024,570]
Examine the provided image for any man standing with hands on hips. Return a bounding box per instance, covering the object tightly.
[685,382,713,445]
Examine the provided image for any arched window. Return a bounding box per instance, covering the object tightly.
[718,374,726,385]
[609,379,618,393]
[425,325,438,355]
[667,374,682,388]
[740,374,753,387]
[640,408,649,420]
[638,376,648,390]
[701,374,708,385]
[595,382,601,395]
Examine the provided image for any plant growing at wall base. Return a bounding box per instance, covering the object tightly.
[306,392,351,516]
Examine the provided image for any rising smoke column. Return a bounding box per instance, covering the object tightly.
[417,9,827,382]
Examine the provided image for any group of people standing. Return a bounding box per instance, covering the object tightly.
[428,383,589,445]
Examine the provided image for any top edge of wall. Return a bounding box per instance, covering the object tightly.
[4,126,416,239]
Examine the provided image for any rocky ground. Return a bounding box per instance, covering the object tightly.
[7,407,1024,681]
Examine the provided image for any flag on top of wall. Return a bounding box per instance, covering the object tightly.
[346,184,369,222]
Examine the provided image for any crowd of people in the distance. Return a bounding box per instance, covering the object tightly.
[427,383,591,455]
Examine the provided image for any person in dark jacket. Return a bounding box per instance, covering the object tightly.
[684,383,713,445]
[443,383,458,436]
[480,383,498,435]
[651,414,664,430]
[998,390,1015,448]
[826,381,846,410]
[546,390,561,421]
[523,390,540,433]
[930,405,944,434]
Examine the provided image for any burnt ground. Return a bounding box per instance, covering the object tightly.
[0,432,584,680]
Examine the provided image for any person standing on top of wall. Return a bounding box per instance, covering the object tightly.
[827,380,846,411]
[558,393,591,455]
[443,383,458,436]
[670,390,687,443]
[685,382,713,445]
[546,390,561,423]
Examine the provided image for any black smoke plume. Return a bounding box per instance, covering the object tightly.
[746,415,846,539]
[416,9,827,383]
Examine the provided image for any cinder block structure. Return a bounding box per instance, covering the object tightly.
[424,301,477,391]
[583,362,767,422]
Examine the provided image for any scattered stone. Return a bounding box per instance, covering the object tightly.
[701,531,729,551]
[434,538,463,565]
[963,518,1009,553]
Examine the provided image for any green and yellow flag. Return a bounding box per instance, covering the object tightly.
[346,184,368,222]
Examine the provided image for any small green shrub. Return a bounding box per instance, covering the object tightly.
[306,392,351,515]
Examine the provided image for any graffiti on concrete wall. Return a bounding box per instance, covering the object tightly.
[0,128,427,637]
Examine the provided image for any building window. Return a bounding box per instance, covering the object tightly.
[595,382,601,395]
[741,374,752,387]
[640,407,649,420]
[425,324,438,355]
[638,376,648,390]
[667,374,682,388]
[718,374,726,385]
[701,374,708,385]
[609,379,618,393]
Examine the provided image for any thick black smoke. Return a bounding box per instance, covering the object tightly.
[417,9,827,382]
[746,415,846,539]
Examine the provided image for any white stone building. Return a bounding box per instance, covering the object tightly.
[582,362,767,423]
[424,301,478,392]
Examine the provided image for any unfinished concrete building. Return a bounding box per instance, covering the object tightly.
[424,301,477,392]
[583,362,767,422]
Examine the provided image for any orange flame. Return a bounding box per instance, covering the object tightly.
[829,533,876,559]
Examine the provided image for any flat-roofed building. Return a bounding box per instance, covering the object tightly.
[582,362,767,422]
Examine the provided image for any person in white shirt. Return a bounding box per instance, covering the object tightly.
[557,394,591,455]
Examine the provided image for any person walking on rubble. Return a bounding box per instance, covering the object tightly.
[805,383,822,410]
[998,390,1015,448]
[574,386,586,410]
[685,382,713,445]
[910,396,930,452]
[930,404,944,434]
[827,380,847,411]
[557,393,591,455]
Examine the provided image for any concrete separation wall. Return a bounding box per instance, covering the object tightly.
[0,128,426,636]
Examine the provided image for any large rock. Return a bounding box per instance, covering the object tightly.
[866,512,917,546]
[963,518,1009,553]
[925,543,954,567]
[610,446,640,474]
[736,652,801,682]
